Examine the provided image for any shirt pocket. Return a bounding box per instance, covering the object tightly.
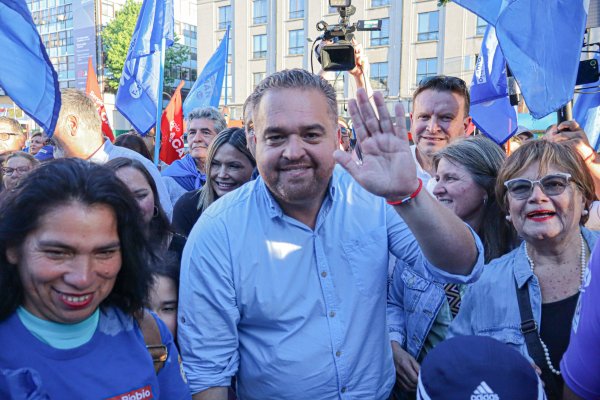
[342,227,388,297]
[400,268,432,313]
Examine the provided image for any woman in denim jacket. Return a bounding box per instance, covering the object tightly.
[450,140,598,398]
[387,136,518,397]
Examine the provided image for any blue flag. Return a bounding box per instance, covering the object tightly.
[183,25,230,117]
[573,53,600,151]
[115,0,174,135]
[0,0,61,136]
[470,26,517,144]
[454,0,589,119]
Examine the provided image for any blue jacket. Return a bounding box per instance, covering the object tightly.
[387,226,483,359]
[449,227,598,361]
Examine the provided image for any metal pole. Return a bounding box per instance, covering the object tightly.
[224,25,230,106]
[153,37,167,165]
[557,100,573,123]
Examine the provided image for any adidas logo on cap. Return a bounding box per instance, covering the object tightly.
[471,381,500,400]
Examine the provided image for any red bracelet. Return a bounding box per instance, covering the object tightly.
[386,178,423,206]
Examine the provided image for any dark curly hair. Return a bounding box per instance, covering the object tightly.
[0,158,156,320]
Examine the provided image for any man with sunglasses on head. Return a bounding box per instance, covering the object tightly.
[409,75,472,190]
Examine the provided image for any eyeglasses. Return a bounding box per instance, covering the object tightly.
[504,173,572,200]
[0,132,22,141]
[2,166,32,176]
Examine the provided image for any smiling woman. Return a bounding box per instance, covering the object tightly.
[0,159,190,399]
[172,128,256,237]
[451,140,599,398]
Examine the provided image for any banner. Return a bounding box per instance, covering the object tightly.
[470,26,517,144]
[160,80,185,164]
[0,0,61,135]
[183,25,229,116]
[86,57,115,141]
[454,0,589,119]
[115,0,174,134]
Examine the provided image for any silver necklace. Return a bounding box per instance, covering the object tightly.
[523,233,586,376]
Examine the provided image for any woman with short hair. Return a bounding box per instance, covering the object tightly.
[451,140,598,398]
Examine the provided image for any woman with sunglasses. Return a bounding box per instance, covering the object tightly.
[450,140,597,399]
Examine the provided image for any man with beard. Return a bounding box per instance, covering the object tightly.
[410,75,472,189]
[178,69,483,400]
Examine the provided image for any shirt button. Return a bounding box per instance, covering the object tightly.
[336,350,342,357]
[321,271,327,278]
[341,387,347,393]
[329,311,336,318]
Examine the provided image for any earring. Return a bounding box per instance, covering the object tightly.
[153,206,159,218]
[583,209,589,216]
[483,196,488,205]
[505,215,512,222]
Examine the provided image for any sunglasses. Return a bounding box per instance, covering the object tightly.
[504,173,572,200]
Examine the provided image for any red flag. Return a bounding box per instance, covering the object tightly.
[160,80,186,164]
[85,57,115,142]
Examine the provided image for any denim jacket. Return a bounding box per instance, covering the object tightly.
[448,227,598,361]
[387,225,484,359]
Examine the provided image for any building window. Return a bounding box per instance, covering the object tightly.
[370,18,389,46]
[417,11,439,41]
[371,0,390,6]
[289,0,304,19]
[253,34,267,59]
[253,0,267,24]
[101,1,114,18]
[253,72,265,89]
[370,62,388,90]
[218,5,231,30]
[476,16,487,36]
[416,58,438,84]
[288,29,304,55]
[221,72,232,103]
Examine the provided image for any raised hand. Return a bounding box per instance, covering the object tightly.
[334,88,419,202]
[544,120,596,162]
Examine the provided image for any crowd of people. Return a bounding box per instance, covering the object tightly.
[0,67,599,400]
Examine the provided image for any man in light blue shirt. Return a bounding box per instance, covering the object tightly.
[178,69,483,400]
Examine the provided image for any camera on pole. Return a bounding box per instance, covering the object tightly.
[314,0,382,71]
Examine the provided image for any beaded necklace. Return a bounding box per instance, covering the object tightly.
[523,233,587,376]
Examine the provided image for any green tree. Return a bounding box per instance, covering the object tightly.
[101,0,190,92]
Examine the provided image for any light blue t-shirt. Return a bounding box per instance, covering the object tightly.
[17,306,99,349]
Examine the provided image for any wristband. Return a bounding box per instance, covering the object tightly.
[386,178,423,206]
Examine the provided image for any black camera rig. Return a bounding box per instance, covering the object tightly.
[315,0,382,71]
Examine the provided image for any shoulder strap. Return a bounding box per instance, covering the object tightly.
[514,280,560,399]
[134,309,168,374]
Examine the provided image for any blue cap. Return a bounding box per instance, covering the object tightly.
[417,336,547,400]
[34,145,54,161]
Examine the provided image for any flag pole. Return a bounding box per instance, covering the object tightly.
[224,25,230,106]
[154,37,167,166]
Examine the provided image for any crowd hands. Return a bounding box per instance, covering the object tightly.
[0,66,599,400]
